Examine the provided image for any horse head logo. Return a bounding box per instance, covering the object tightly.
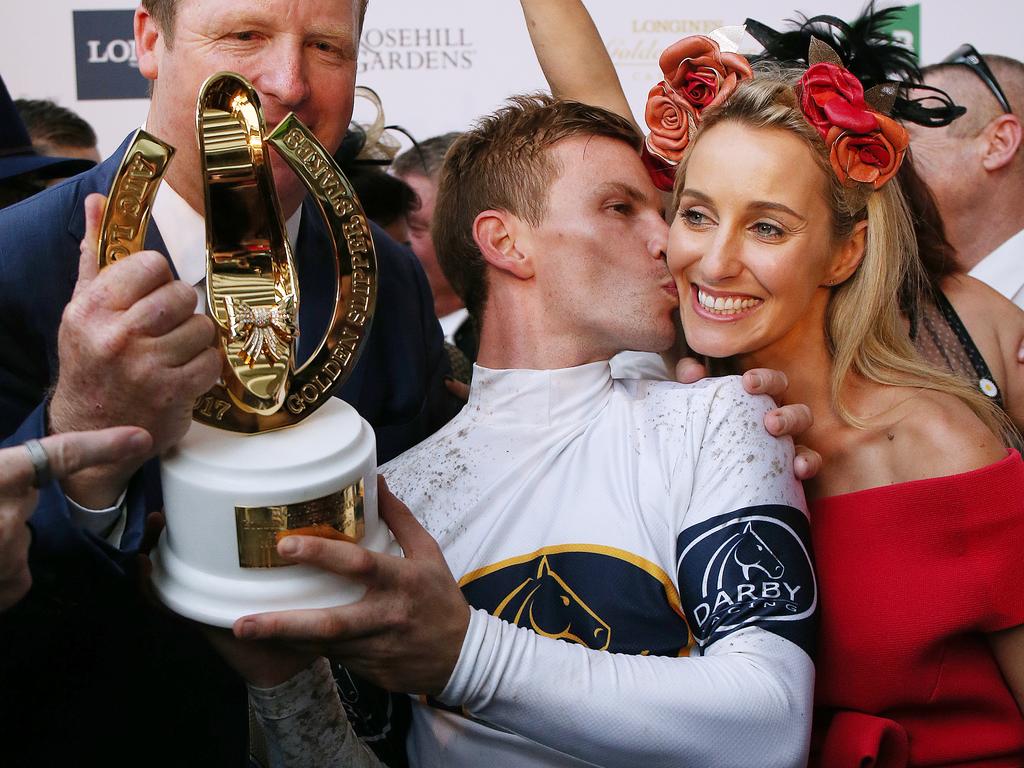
[705,522,785,593]
[495,556,611,651]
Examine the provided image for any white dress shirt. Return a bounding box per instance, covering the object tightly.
[438,307,469,346]
[969,226,1024,310]
[151,179,303,312]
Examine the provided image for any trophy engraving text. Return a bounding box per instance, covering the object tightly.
[195,393,232,421]
[97,130,174,269]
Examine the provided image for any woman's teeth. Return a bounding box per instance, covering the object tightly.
[697,288,759,315]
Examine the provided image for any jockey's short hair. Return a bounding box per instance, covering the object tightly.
[433,93,641,319]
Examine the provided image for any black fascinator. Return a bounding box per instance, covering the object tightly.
[746,3,967,127]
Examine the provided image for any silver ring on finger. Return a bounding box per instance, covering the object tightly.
[23,439,53,489]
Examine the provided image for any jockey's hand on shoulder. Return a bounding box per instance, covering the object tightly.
[675,358,821,481]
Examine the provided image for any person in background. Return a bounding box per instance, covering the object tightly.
[14,97,102,164]
[911,50,1024,308]
[346,164,419,245]
[0,75,94,208]
[332,120,419,245]
[393,132,478,372]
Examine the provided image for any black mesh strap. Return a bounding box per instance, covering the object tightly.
[933,290,1004,408]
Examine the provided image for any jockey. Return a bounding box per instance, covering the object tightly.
[237,94,817,768]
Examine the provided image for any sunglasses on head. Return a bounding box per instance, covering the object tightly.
[941,43,1012,114]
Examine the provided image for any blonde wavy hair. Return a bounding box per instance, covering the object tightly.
[675,68,1012,442]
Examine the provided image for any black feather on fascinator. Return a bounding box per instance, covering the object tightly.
[745,2,966,127]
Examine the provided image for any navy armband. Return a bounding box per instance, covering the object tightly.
[676,505,817,657]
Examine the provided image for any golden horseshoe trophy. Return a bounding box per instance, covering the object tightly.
[97,72,385,626]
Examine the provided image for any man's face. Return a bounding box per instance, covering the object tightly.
[401,172,452,296]
[516,135,678,358]
[138,0,361,213]
[905,70,983,221]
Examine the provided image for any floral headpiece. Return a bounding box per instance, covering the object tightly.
[641,32,910,205]
[797,38,909,209]
[642,30,753,191]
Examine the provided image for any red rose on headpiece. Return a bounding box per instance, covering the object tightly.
[644,82,696,165]
[659,35,754,112]
[800,62,877,139]
[640,142,677,192]
[827,113,909,189]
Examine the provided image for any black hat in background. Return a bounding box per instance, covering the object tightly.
[0,74,95,182]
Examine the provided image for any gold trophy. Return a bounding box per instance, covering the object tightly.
[97,72,386,626]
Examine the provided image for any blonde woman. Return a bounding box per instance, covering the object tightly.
[665,53,1024,766]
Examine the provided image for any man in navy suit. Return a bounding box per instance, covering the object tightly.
[0,0,454,764]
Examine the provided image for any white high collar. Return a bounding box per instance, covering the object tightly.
[465,361,614,427]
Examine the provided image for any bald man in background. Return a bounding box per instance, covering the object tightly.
[909,51,1024,308]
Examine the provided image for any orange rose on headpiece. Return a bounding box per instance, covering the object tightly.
[641,34,753,190]
[826,113,909,189]
[644,82,697,165]
[658,35,754,112]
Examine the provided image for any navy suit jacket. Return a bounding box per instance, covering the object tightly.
[0,135,455,766]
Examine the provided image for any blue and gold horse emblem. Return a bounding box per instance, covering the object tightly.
[494,555,611,650]
[460,545,691,658]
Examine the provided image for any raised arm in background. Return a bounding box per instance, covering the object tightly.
[519,0,637,127]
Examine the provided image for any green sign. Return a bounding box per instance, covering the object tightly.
[880,3,921,59]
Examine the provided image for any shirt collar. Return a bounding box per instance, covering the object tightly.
[466,361,614,427]
[967,226,1024,304]
[439,307,470,344]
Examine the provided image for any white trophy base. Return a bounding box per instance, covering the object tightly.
[151,397,391,628]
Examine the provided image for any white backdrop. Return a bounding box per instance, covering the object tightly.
[0,1,1019,159]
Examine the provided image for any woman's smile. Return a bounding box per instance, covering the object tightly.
[691,284,763,320]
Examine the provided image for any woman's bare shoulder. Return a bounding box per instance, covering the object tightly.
[888,388,1007,481]
[815,386,1006,498]
[941,273,1024,331]
[940,274,1024,432]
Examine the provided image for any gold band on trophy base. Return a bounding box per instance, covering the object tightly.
[96,130,174,268]
[235,479,366,568]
